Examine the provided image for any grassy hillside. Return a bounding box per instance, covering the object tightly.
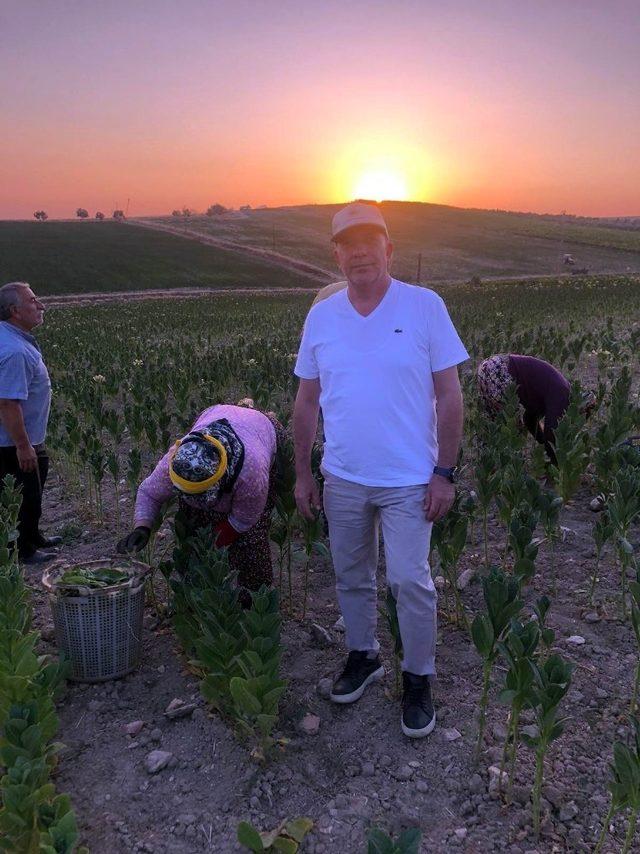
[0,221,306,294]
[144,202,640,284]
[3,204,640,296]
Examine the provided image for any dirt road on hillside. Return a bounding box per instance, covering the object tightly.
[127,219,334,284]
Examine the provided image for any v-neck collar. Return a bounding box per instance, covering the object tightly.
[345,278,396,320]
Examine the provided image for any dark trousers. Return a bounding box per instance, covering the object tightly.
[0,445,49,558]
[523,411,558,467]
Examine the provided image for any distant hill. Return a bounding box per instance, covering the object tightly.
[2,201,640,296]
[482,209,640,231]
[141,201,640,285]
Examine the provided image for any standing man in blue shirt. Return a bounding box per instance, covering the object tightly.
[0,282,61,564]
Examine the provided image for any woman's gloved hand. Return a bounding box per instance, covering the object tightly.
[214,519,240,548]
[116,526,151,554]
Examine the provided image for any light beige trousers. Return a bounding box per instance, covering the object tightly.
[322,468,437,676]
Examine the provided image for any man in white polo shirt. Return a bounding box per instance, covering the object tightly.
[293,203,468,738]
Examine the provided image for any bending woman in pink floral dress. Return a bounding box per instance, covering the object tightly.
[117,404,283,591]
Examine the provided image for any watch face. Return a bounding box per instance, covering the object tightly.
[435,466,456,482]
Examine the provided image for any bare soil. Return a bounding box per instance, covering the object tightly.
[27,464,636,854]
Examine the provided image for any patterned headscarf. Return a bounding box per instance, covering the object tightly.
[579,389,597,417]
[477,354,513,415]
[170,418,245,503]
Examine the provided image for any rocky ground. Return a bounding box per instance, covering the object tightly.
[26,466,640,854]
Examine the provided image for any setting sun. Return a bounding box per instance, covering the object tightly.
[329,141,436,207]
[352,169,409,202]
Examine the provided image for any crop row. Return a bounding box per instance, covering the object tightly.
[2,274,638,850]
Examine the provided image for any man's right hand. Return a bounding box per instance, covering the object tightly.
[116,526,151,554]
[295,472,321,519]
[16,442,38,473]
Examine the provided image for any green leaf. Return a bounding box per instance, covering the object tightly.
[398,827,423,853]
[471,616,493,658]
[237,821,265,851]
[260,821,287,848]
[256,713,277,737]
[630,582,640,605]
[542,628,555,646]
[367,827,395,854]
[284,818,313,843]
[261,684,286,709]
[230,678,263,716]
[272,839,298,854]
[513,557,535,583]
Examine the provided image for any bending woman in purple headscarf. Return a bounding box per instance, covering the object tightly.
[476,354,595,465]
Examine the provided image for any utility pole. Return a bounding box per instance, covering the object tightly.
[416,252,422,285]
[272,224,276,251]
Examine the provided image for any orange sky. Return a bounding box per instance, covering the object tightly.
[2,0,639,219]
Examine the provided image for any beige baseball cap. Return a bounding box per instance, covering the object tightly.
[331,203,389,242]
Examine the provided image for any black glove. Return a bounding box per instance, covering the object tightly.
[116,526,150,554]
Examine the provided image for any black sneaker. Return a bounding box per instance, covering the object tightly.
[35,532,63,548]
[401,672,436,738]
[329,651,385,704]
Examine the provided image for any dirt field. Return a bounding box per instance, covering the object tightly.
[29,458,634,853]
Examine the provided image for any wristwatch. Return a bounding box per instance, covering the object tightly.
[433,465,457,483]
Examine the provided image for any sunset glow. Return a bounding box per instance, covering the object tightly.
[1,1,639,218]
[352,170,409,203]
[330,142,437,209]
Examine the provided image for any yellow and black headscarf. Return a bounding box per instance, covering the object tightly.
[169,418,244,499]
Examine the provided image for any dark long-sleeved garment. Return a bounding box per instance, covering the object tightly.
[508,355,570,463]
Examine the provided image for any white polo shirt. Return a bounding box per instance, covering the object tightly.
[294,279,468,487]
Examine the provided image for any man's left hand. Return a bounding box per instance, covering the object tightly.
[424,476,455,522]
